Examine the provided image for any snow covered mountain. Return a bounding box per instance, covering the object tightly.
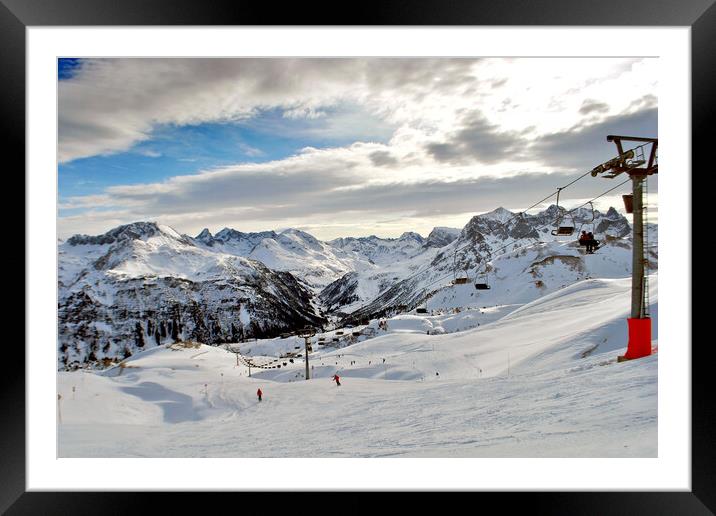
[57,205,655,371]
[423,226,461,248]
[328,231,428,266]
[333,205,654,323]
[193,227,372,289]
[58,222,326,370]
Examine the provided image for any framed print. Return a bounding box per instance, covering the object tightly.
[3,0,710,512]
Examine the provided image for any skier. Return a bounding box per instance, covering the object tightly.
[579,230,589,245]
[332,374,341,387]
[586,231,598,254]
[257,388,262,402]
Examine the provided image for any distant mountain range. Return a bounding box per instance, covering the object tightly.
[58,205,657,370]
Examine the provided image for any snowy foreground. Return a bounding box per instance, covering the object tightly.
[58,276,658,457]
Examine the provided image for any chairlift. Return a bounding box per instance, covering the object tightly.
[474,279,491,290]
[452,245,473,285]
[453,266,471,284]
[474,259,492,290]
[576,201,601,253]
[550,188,576,236]
[416,289,429,313]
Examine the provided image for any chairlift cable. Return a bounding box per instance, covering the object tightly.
[413,178,634,295]
[344,157,636,322]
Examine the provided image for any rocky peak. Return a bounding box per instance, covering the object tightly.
[424,227,460,248]
[398,231,424,243]
[195,228,213,243]
[67,221,163,246]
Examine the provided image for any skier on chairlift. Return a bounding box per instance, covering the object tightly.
[579,230,598,254]
[586,231,598,254]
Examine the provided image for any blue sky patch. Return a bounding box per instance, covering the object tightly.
[58,58,83,80]
[58,104,396,202]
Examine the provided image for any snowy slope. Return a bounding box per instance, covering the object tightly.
[58,275,658,458]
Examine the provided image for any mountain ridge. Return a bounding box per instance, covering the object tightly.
[58,205,655,370]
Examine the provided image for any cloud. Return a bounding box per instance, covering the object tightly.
[58,138,652,240]
[425,111,528,165]
[532,107,658,169]
[369,151,399,167]
[578,99,610,115]
[58,58,485,163]
[238,143,264,157]
[139,149,162,158]
[58,58,659,238]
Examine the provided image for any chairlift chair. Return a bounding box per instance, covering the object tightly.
[473,253,492,290]
[576,201,601,253]
[550,188,576,236]
[453,246,473,285]
[416,289,429,313]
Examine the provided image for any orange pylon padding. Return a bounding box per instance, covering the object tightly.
[624,317,652,360]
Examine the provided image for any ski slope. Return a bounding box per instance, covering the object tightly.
[58,275,658,458]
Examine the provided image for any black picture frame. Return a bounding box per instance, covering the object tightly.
[3,0,708,512]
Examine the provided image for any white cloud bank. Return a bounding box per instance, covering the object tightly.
[58,58,658,239]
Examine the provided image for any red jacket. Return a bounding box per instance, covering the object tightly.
[257,389,262,396]
[333,375,340,382]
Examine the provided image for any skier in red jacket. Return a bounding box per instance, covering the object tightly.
[257,388,262,402]
[332,374,341,387]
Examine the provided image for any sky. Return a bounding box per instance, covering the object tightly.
[57,57,658,240]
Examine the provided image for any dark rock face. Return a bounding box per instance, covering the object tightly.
[58,268,326,370]
[318,272,360,313]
